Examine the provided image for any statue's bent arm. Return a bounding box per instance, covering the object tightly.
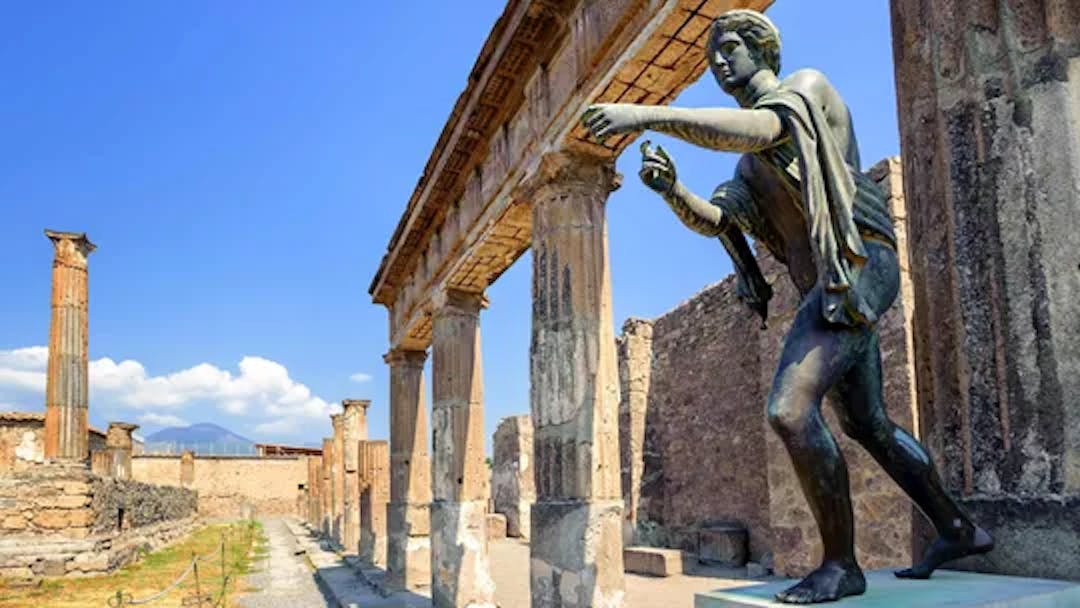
[662,180,729,237]
[638,106,784,153]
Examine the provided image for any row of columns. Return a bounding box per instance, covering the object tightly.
[383,151,626,607]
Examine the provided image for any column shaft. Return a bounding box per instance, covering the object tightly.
[431,289,494,608]
[322,438,334,536]
[526,151,625,608]
[105,422,138,480]
[360,440,390,568]
[332,414,345,547]
[342,399,371,555]
[43,231,95,461]
[385,348,432,591]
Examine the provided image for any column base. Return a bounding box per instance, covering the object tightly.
[431,500,496,608]
[386,502,431,591]
[530,499,625,608]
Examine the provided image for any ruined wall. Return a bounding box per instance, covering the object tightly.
[630,274,772,561]
[0,464,196,578]
[0,415,106,474]
[132,455,309,518]
[491,415,535,539]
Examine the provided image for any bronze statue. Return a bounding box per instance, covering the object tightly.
[582,9,993,605]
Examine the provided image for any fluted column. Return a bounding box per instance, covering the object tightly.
[359,439,390,568]
[342,398,371,555]
[322,438,334,536]
[105,422,138,480]
[524,151,625,608]
[385,347,432,591]
[430,288,495,608]
[331,414,345,546]
[43,230,96,462]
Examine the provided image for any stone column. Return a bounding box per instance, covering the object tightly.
[105,422,138,480]
[342,399,371,555]
[43,230,95,462]
[616,318,654,545]
[180,449,195,487]
[430,288,495,608]
[492,415,535,539]
[360,440,390,568]
[891,0,1080,580]
[322,438,334,536]
[385,347,432,591]
[524,151,625,607]
[331,413,345,546]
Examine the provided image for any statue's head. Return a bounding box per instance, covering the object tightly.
[707,9,781,95]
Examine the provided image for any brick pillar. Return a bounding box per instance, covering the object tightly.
[342,399,371,555]
[105,422,138,480]
[180,449,195,487]
[430,288,495,607]
[331,413,345,547]
[385,347,432,592]
[524,151,625,608]
[321,438,334,536]
[616,318,654,545]
[43,230,95,462]
[360,440,390,568]
[891,0,1080,580]
[492,415,535,539]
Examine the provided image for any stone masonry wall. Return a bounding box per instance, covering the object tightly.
[132,455,309,518]
[1,415,106,474]
[491,415,535,539]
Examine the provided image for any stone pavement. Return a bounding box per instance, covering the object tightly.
[237,517,333,608]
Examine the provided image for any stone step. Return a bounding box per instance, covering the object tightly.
[623,546,687,577]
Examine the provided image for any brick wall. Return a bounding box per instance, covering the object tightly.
[132,455,309,518]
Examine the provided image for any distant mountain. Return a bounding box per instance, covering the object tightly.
[144,423,254,454]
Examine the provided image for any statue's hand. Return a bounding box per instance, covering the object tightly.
[581,103,645,142]
[638,140,676,194]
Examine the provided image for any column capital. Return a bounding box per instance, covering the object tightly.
[45,229,96,263]
[106,422,139,449]
[516,150,621,202]
[431,287,488,317]
[342,398,372,413]
[384,347,428,368]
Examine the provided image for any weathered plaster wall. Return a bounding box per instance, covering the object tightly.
[132,455,309,518]
[0,415,108,474]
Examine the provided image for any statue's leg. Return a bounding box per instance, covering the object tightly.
[767,290,870,604]
[829,333,993,579]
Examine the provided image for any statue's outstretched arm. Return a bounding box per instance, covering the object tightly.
[639,141,726,236]
[583,104,783,153]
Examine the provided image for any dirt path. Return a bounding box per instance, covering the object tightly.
[237,518,333,608]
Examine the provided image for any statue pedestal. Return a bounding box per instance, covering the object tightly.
[695,570,1080,607]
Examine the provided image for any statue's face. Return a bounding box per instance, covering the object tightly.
[708,29,764,94]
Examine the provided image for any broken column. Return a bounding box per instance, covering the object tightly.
[524,151,625,607]
[891,0,1080,579]
[180,449,195,487]
[616,318,654,545]
[492,415,535,539]
[43,230,96,462]
[322,437,334,536]
[331,413,345,546]
[430,288,495,607]
[359,439,390,568]
[384,347,432,591]
[342,399,371,556]
[105,422,139,480]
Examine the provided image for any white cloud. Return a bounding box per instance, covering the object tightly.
[349,372,373,384]
[138,413,189,428]
[253,418,300,436]
[0,347,337,424]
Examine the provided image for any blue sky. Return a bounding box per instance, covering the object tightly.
[0,2,898,450]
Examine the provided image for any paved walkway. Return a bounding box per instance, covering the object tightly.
[237,518,333,608]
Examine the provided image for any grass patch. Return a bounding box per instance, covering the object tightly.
[0,520,263,608]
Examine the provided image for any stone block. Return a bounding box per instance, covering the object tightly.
[698,525,748,567]
[694,570,1080,607]
[486,513,507,541]
[530,500,624,608]
[623,546,685,577]
[387,502,429,537]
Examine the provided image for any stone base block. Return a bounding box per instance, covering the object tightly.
[431,501,496,608]
[695,570,1080,607]
[530,499,625,608]
[698,524,748,567]
[623,546,686,577]
[359,532,387,569]
[486,513,507,541]
[385,501,430,592]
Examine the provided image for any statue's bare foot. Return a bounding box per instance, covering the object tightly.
[895,526,994,579]
[775,561,866,604]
